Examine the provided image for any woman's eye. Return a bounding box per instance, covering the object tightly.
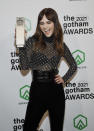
[40,22,44,25]
[39,21,52,25]
[47,21,52,24]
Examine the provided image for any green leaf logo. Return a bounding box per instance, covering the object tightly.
[19,85,30,100]
[72,50,85,65]
[73,114,88,130]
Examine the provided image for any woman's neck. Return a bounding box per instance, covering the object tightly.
[42,34,54,43]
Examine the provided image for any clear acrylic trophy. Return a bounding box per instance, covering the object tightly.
[16,17,25,47]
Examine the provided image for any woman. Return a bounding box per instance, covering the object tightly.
[16,8,77,131]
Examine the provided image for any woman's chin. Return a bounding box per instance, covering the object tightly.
[44,33,52,37]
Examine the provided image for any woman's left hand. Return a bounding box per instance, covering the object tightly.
[54,74,64,84]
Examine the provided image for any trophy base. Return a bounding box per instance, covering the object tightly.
[16,45,24,48]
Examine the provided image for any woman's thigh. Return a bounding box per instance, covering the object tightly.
[23,81,49,131]
[48,83,65,131]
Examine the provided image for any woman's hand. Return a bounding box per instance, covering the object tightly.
[54,74,64,84]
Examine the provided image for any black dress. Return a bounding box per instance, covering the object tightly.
[18,34,77,131]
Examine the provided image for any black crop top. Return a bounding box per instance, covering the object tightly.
[18,35,77,83]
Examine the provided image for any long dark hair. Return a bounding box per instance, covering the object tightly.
[34,8,64,56]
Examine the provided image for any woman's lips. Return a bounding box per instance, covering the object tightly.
[44,29,50,35]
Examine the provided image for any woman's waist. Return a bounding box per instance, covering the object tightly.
[32,69,59,82]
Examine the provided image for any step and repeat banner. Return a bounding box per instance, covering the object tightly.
[0,0,94,131]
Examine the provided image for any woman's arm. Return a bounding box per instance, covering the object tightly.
[18,37,34,70]
[62,42,77,84]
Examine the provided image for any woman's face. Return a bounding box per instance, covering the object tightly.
[39,15,54,37]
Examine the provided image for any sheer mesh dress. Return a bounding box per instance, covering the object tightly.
[18,35,77,83]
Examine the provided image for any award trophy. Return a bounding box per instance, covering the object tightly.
[16,17,25,47]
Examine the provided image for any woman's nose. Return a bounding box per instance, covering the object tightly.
[43,24,48,29]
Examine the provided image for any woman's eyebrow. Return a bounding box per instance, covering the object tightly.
[39,20,51,24]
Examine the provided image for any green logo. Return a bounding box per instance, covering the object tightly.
[25,18,31,32]
[20,85,30,100]
[73,114,88,130]
[72,50,85,65]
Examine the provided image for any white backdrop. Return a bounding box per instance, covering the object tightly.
[0,0,94,131]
